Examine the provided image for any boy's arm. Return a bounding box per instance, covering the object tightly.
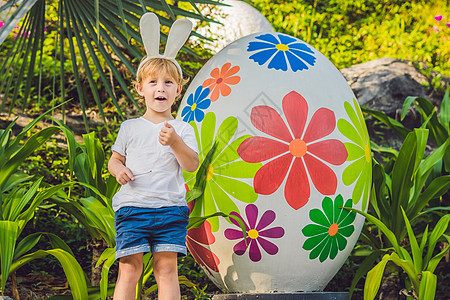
[108,151,135,185]
[160,121,199,172]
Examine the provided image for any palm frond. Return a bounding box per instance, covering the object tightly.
[0,0,222,129]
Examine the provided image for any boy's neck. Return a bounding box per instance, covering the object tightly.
[142,110,174,124]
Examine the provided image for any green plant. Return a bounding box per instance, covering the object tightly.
[0,0,222,129]
[401,89,450,171]
[251,0,450,77]
[46,124,120,298]
[49,121,119,245]
[0,112,88,299]
[348,128,449,297]
[348,208,449,299]
[347,91,450,298]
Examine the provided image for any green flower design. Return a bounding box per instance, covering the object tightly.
[302,195,356,263]
[184,112,262,232]
[337,98,372,210]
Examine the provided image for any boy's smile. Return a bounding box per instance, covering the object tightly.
[136,72,181,117]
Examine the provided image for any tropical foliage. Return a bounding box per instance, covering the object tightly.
[351,208,449,299]
[251,0,450,77]
[0,110,87,299]
[347,91,450,298]
[0,0,449,299]
[0,0,221,128]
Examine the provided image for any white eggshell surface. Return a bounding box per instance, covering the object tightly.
[177,32,371,293]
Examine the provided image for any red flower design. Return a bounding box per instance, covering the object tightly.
[202,63,240,102]
[237,91,348,210]
[186,201,220,275]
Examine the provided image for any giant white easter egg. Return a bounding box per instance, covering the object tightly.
[177,32,371,293]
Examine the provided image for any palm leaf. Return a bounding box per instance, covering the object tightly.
[349,249,387,299]
[8,248,88,300]
[0,0,39,45]
[419,271,437,300]
[0,220,18,292]
[0,0,222,129]
[0,126,60,190]
[390,129,428,237]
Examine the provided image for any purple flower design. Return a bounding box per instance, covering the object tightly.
[224,204,285,262]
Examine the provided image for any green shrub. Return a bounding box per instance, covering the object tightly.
[251,0,450,76]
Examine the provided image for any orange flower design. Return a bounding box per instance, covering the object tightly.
[202,63,240,101]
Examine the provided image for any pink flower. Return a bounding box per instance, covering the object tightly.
[225,204,285,262]
[0,21,3,29]
[433,26,440,33]
[434,15,443,22]
[447,22,450,28]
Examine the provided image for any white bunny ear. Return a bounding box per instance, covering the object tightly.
[164,18,193,59]
[139,12,160,57]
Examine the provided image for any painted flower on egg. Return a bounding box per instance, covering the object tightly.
[302,195,356,262]
[181,85,211,122]
[225,204,285,262]
[337,99,372,210]
[184,112,262,232]
[247,33,316,72]
[238,91,348,210]
[202,63,241,102]
[186,200,220,275]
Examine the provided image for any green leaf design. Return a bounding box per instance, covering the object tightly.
[303,233,328,250]
[213,175,259,203]
[338,99,372,209]
[342,158,365,185]
[302,224,329,237]
[344,142,365,160]
[184,112,262,232]
[215,160,260,178]
[302,195,356,262]
[337,119,363,145]
[310,209,330,227]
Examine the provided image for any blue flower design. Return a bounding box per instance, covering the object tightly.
[181,86,211,122]
[247,33,316,72]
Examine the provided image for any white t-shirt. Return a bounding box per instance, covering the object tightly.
[111,117,198,211]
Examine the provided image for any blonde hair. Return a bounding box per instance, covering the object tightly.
[136,57,188,87]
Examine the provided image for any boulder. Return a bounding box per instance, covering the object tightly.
[340,57,449,117]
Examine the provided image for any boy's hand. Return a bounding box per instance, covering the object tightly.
[159,121,180,146]
[116,166,135,185]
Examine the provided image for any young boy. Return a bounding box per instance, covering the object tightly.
[108,57,199,300]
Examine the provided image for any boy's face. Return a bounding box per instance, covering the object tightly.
[136,71,181,115]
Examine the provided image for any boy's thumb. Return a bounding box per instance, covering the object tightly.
[164,121,171,128]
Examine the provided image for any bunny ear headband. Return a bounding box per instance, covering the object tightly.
[137,12,193,78]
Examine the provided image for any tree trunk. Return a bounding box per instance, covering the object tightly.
[90,238,109,286]
[11,272,20,300]
[378,265,404,299]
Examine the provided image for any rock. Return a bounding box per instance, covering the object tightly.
[340,57,449,116]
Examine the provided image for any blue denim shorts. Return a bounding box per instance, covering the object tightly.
[114,206,189,260]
